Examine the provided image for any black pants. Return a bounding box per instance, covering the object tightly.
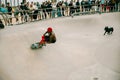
[0,23,4,29]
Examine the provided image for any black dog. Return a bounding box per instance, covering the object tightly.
[104,26,114,35]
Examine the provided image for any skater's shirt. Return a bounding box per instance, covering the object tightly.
[44,31,52,43]
[44,31,56,43]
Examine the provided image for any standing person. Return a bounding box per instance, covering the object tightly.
[52,2,57,18]
[20,2,24,23]
[13,6,19,24]
[33,2,39,20]
[64,0,69,16]
[6,2,13,25]
[81,0,85,12]
[76,0,80,13]
[69,1,74,16]
[61,1,65,16]
[0,4,8,25]
[36,2,41,20]
[29,4,34,21]
[44,27,56,43]
[56,1,62,17]
[41,2,47,19]
[100,0,105,12]
[0,4,8,13]
[46,1,52,18]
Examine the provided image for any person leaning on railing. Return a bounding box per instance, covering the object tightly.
[0,4,8,26]
[76,0,80,13]
[69,1,74,16]
[56,1,62,17]
[19,2,29,23]
[6,2,13,25]
[46,1,52,18]
[51,2,57,18]
[13,6,19,23]
[20,2,25,23]
[33,2,40,20]
[64,0,69,16]
[41,2,47,19]
[0,4,8,13]
[115,0,120,11]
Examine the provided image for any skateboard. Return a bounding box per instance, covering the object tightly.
[31,42,43,49]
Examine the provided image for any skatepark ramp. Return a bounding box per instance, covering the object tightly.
[0,12,120,80]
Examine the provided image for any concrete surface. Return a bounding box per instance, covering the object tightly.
[0,12,120,80]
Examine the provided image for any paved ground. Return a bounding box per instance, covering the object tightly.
[0,12,120,80]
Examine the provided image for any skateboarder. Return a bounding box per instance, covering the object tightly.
[31,27,56,49]
[44,27,56,43]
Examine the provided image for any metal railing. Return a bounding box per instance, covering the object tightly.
[0,3,120,26]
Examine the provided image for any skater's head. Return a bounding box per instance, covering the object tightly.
[47,27,52,33]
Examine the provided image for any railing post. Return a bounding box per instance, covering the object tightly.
[0,0,1,7]
[5,0,7,7]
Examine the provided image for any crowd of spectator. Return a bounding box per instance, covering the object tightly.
[0,0,120,26]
